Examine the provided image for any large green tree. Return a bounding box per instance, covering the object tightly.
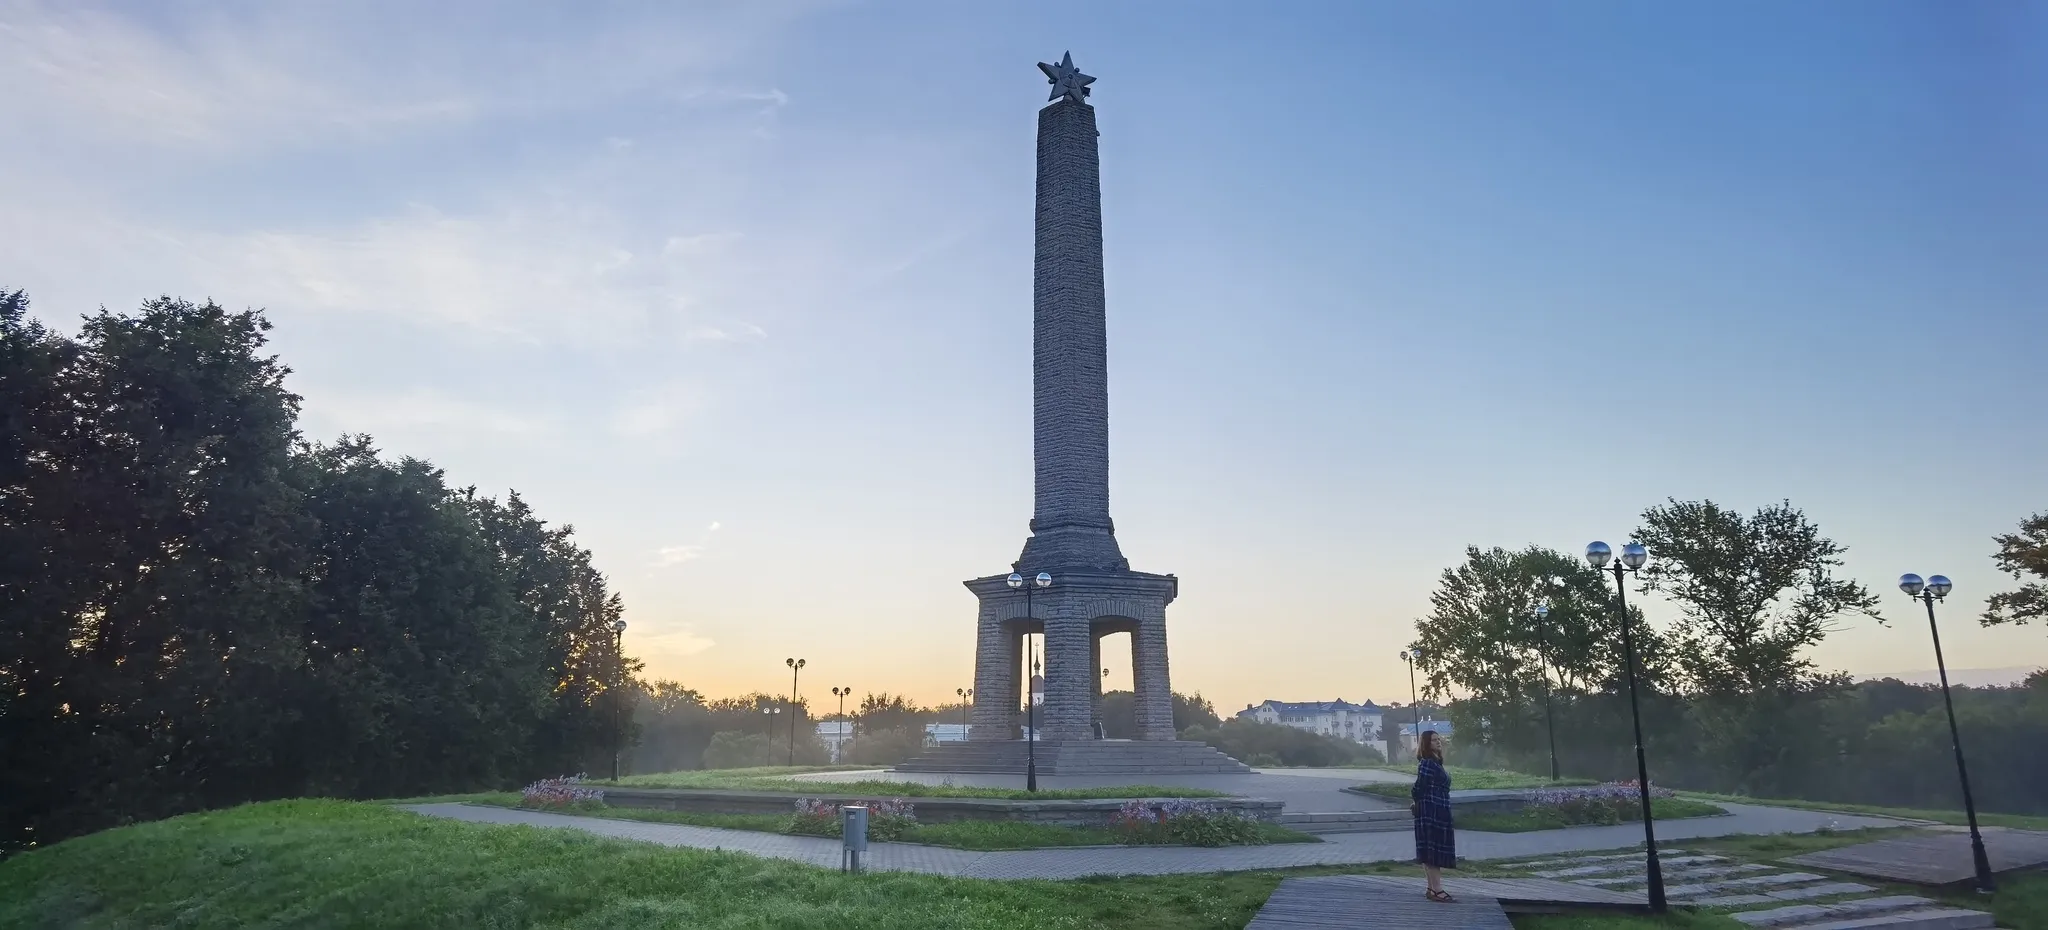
[1633,499,1879,695]
[1984,511,2048,631]
[1632,499,1877,793]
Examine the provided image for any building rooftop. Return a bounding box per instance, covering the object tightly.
[1237,699,1385,717]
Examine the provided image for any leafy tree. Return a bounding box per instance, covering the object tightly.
[1411,546,1666,710]
[1631,499,1878,793]
[1985,511,2048,630]
[1633,499,1880,695]
[855,692,925,735]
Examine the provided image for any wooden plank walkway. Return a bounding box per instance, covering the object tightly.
[1783,829,2048,886]
[1245,875,1648,928]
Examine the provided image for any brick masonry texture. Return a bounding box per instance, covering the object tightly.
[963,95,1181,749]
[1018,99,1125,575]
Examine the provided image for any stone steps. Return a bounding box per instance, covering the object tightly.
[1494,847,1994,930]
[1734,896,1994,929]
[1691,881,1879,908]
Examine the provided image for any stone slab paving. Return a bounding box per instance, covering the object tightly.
[1689,882,1880,908]
[1667,871,1830,900]
[1575,862,1771,886]
[1783,828,2048,886]
[1487,846,1997,929]
[1733,896,1981,928]
[1247,877,1514,929]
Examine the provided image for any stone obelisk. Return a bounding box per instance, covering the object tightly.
[964,53,1179,744]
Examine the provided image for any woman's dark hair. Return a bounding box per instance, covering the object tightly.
[1418,729,1444,762]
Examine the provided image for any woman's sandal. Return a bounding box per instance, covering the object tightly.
[1426,889,1455,903]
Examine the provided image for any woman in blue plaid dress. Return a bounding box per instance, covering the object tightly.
[1410,730,1457,902]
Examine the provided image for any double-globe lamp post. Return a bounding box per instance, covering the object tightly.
[611,618,628,781]
[832,686,853,764]
[956,687,975,735]
[1900,573,1995,893]
[1009,571,1052,793]
[1533,602,1561,782]
[1587,540,1666,913]
[785,658,807,766]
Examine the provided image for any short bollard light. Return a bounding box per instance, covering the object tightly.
[841,804,869,874]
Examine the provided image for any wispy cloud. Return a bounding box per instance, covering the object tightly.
[654,545,705,566]
[610,382,704,439]
[306,387,549,438]
[637,627,717,658]
[0,1,824,152]
[652,521,722,568]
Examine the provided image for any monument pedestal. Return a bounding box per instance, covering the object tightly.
[963,570,1178,743]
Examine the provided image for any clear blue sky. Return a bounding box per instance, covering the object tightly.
[3,0,2043,710]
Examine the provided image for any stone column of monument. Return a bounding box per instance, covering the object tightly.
[967,54,1181,744]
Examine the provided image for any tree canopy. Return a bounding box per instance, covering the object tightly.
[1633,498,1880,695]
[0,290,633,856]
[1985,511,2048,630]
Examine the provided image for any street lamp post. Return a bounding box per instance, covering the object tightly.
[956,687,974,737]
[1399,648,1421,761]
[832,686,852,763]
[1097,668,1109,739]
[611,619,628,781]
[762,704,781,737]
[1900,573,1995,893]
[1008,571,1052,793]
[1534,602,1561,782]
[786,658,807,766]
[1588,540,1666,913]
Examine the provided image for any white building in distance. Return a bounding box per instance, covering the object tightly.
[1237,699,1386,753]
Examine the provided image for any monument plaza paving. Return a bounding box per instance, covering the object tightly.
[406,791,1905,881]
[795,766,1413,814]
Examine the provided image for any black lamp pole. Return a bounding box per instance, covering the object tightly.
[1400,648,1420,761]
[611,619,628,781]
[1534,603,1561,782]
[833,686,852,763]
[1901,573,1995,893]
[1009,572,1052,793]
[1589,541,1665,913]
[786,658,806,766]
[957,687,974,734]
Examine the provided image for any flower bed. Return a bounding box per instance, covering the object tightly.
[1110,799,1270,847]
[1525,781,1671,823]
[1460,782,1726,833]
[784,798,918,841]
[521,775,606,809]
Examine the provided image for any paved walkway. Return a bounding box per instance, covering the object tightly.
[405,801,1907,880]
[794,767,1411,813]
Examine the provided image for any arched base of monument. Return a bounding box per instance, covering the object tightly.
[894,739,1251,776]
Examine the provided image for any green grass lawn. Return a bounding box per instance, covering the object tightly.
[471,799,1316,850]
[0,800,1293,929]
[605,768,1226,800]
[1673,790,2048,832]
[1458,798,1727,834]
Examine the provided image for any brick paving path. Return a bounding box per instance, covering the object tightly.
[405,801,1905,880]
